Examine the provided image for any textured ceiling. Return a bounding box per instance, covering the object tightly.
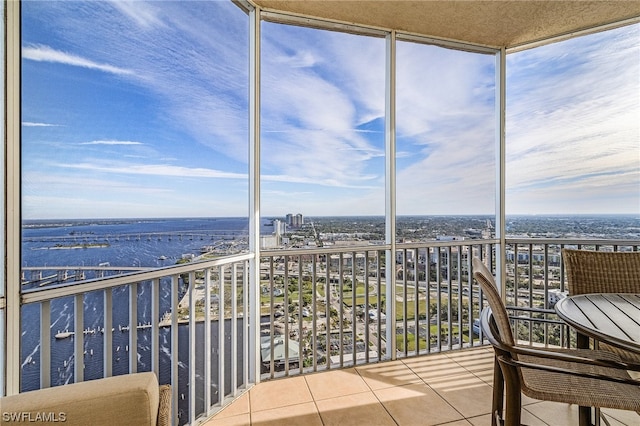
[252,1,640,49]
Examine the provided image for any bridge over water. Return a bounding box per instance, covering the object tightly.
[21,265,153,287]
[22,231,246,244]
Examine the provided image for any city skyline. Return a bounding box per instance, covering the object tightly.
[21,1,640,220]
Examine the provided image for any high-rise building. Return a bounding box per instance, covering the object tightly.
[285,213,304,228]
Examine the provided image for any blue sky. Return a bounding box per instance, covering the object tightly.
[21,1,639,219]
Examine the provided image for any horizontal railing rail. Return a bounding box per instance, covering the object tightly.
[21,253,254,303]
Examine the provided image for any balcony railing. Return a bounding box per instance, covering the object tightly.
[17,238,640,425]
[20,253,253,425]
[259,241,494,379]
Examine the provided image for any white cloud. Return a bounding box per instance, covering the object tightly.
[59,162,247,180]
[22,122,62,127]
[22,44,135,75]
[273,50,319,68]
[505,25,640,214]
[259,25,386,195]
[79,140,144,146]
[109,0,166,29]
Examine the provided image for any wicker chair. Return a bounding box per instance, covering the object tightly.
[562,248,640,364]
[562,249,640,294]
[472,257,640,426]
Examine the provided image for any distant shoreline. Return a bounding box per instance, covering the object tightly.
[21,213,639,225]
[36,243,110,250]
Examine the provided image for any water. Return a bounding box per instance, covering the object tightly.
[22,217,253,272]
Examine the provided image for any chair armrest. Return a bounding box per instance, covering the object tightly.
[481,307,640,372]
[508,343,640,372]
[497,354,640,387]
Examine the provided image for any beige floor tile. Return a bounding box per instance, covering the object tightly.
[474,406,548,426]
[375,382,464,426]
[304,368,370,401]
[426,373,494,418]
[601,408,640,426]
[248,376,312,412]
[519,392,540,406]
[445,348,494,362]
[517,407,551,426]
[600,415,629,426]
[212,392,250,419]
[250,402,323,426]
[404,355,468,381]
[356,360,422,390]
[472,368,495,385]
[447,351,495,373]
[466,413,492,426]
[201,413,251,426]
[315,391,396,426]
[439,420,473,426]
[524,401,579,425]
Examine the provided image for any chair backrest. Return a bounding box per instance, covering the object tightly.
[472,257,515,346]
[562,249,640,295]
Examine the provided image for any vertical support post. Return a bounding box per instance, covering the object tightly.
[40,301,51,388]
[217,266,225,405]
[129,283,137,373]
[5,0,21,396]
[151,278,160,377]
[248,4,261,385]
[170,275,179,426]
[230,262,238,394]
[242,260,249,387]
[188,272,196,424]
[495,48,507,298]
[74,294,84,382]
[204,267,211,413]
[338,253,344,367]
[103,288,112,378]
[385,30,397,360]
[312,255,318,370]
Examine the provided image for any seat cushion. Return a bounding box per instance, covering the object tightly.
[1,372,160,426]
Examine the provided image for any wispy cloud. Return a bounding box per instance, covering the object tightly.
[22,44,135,76]
[505,25,639,214]
[108,1,166,29]
[272,50,319,68]
[79,140,144,146]
[60,162,247,180]
[22,121,62,127]
[56,160,378,189]
[260,23,386,196]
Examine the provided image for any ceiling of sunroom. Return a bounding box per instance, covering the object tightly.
[252,0,640,49]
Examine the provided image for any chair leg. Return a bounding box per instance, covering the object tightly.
[504,384,522,426]
[492,356,505,426]
[578,406,592,426]
[500,363,522,426]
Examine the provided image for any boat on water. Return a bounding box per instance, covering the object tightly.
[158,255,167,260]
[55,331,74,339]
[118,323,153,332]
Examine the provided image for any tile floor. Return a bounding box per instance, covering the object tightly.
[202,347,640,426]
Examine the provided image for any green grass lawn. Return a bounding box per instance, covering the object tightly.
[396,325,477,352]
